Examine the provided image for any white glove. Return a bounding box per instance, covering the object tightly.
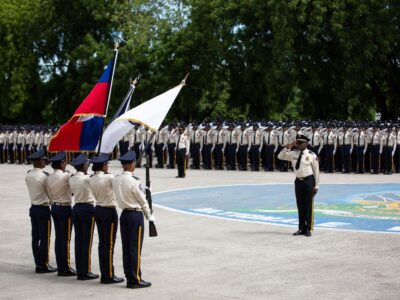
[13,146,16,151]
[259,148,262,153]
[140,143,144,151]
[274,147,278,153]
[350,148,353,154]
[163,145,167,151]
[211,147,215,152]
[247,147,251,152]
[235,148,238,153]
[149,215,156,222]
[151,146,155,152]
[363,149,366,155]
[222,147,225,152]
[379,150,382,155]
[200,148,203,152]
[392,151,395,157]
[333,150,336,155]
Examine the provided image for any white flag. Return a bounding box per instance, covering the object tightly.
[99,83,184,153]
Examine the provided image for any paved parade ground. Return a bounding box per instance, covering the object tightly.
[1,163,400,299]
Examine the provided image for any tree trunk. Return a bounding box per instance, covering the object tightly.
[369,80,389,120]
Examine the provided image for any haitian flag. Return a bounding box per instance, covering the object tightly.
[49,59,116,152]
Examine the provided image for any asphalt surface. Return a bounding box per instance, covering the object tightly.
[0,162,399,300]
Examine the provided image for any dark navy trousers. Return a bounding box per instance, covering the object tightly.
[295,176,315,231]
[95,206,118,279]
[30,205,51,268]
[120,210,144,284]
[72,203,95,276]
[51,205,72,272]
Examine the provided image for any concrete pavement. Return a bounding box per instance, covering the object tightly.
[0,163,399,299]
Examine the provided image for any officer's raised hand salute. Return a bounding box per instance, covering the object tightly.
[25,149,57,274]
[113,150,153,289]
[278,134,320,237]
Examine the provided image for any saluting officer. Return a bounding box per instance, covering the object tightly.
[25,149,57,273]
[46,151,76,276]
[69,154,99,280]
[278,134,320,237]
[226,124,238,170]
[213,124,226,170]
[249,124,262,171]
[112,150,154,289]
[176,125,190,178]
[89,153,124,284]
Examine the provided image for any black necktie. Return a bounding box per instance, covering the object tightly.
[295,150,303,170]
[177,135,181,149]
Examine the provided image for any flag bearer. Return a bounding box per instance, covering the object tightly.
[69,154,99,280]
[25,149,57,273]
[90,154,124,284]
[46,151,76,276]
[113,150,154,289]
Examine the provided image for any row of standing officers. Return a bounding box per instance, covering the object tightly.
[4,122,400,175]
[117,123,400,176]
[25,149,154,289]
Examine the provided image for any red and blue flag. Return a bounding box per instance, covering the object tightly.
[49,60,114,152]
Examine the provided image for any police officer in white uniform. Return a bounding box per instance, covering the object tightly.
[90,153,124,284]
[25,149,57,273]
[69,154,99,280]
[278,134,320,237]
[46,151,76,276]
[113,150,154,289]
[176,125,190,178]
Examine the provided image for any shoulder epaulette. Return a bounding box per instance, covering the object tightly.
[132,175,139,180]
[90,174,94,178]
[43,171,49,176]
[26,170,31,174]
[70,174,74,177]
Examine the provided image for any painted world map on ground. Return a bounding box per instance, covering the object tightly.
[153,184,400,233]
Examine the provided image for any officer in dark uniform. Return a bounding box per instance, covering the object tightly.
[69,154,99,280]
[46,151,76,276]
[113,150,154,289]
[25,149,57,273]
[89,153,124,284]
[278,134,320,237]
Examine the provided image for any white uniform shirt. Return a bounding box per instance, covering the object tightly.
[43,133,52,146]
[46,169,72,204]
[250,130,263,146]
[177,133,190,155]
[90,171,117,207]
[69,172,95,204]
[112,171,151,219]
[278,148,320,189]
[25,168,50,206]
[226,130,238,144]
[17,133,25,145]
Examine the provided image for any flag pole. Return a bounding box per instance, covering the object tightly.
[97,43,119,155]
